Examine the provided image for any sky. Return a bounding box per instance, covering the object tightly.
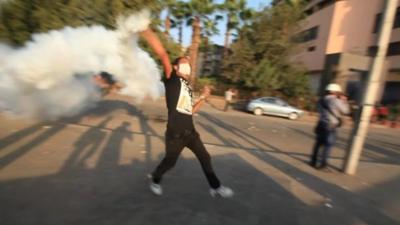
[166,0,272,47]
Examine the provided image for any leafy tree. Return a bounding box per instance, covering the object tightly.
[223,1,311,101]
[219,0,254,57]
[245,60,281,91]
[162,0,177,38]
[0,0,161,46]
[169,1,189,45]
[184,0,219,83]
[0,0,182,73]
[222,27,254,83]
[0,0,36,45]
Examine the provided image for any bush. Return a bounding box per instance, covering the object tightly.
[193,77,217,91]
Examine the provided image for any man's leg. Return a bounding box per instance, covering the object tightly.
[320,130,336,168]
[186,132,221,189]
[224,101,229,111]
[152,137,185,184]
[310,135,323,167]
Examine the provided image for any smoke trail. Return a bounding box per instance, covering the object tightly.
[0,10,163,120]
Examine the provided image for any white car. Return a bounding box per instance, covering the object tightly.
[247,97,304,120]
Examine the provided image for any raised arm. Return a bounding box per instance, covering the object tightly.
[192,86,211,114]
[139,28,172,79]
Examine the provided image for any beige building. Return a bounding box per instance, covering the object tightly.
[292,0,400,103]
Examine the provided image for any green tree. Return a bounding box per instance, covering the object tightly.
[0,0,36,45]
[222,27,254,83]
[219,0,254,57]
[184,0,219,83]
[223,1,310,101]
[0,0,161,46]
[169,1,190,45]
[245,60,281,91]
[162,0,177,38]
[0,0,182,72]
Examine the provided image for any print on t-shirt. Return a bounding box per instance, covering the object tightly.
[176,78,193,115]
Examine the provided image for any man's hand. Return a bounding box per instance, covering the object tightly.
[339,94,348,101]
[200,85,212,99]
[192,85,212,114]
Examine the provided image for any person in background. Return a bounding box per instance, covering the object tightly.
[310,83,350,171]
[224,88,235,111]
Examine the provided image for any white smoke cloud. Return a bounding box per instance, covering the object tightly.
[0,10,163,120]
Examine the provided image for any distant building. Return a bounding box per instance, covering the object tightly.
[196,44,225,77]
[291,0,400,104]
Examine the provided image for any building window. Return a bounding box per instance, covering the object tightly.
[387,41,400,56]
[373,13,382,33]
[368,42,400,57]
[305,8,313,16]
[294,26,319,43]
[317,0,335,9]
[368,46,378,57]
[394,7,400,28]
[373,7,400,33]
[303,0,335,16]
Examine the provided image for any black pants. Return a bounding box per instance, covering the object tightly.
[310,122,337,167]
[151,129,221,189]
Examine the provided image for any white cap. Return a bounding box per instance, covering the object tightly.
[325,83,342,92]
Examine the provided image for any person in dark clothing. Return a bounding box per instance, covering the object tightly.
[138,29,232,197]
[147,57,233,197]
[310,83,349,170]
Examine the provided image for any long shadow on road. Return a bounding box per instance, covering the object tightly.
[0,122,68,170]
[0,154,316,225]
[1,101,398,225]
[0,122,47,152]
[61,117,112,171]
[198,111,399,225]
[284,125,400,165]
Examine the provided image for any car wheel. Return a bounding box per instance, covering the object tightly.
[253,108,263,116]
[288,112,299,120]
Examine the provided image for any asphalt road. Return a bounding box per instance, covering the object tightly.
[0,95,399,225]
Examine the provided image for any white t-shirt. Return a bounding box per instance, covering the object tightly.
[225,91,234,101]
[176,78,193,115]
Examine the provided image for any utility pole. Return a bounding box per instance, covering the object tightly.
[343,0,398,175]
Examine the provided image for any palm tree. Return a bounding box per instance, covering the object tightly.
[162,0,177,38]
[185,0,218,83]
[170,1,190,45]
[220,0,254,58]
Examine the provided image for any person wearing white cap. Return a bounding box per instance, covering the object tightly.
[310,83,350,170]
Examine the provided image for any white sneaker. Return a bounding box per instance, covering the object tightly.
[148,174,162,196]
[210,186,234,198]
